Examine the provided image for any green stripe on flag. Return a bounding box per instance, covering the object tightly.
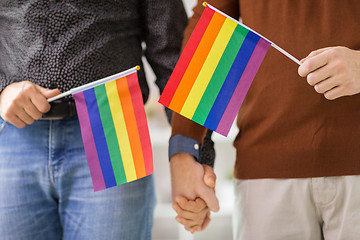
[192,25,249,125]
[94,85,127,185]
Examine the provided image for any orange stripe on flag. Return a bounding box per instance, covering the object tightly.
[116,77,146,179]
[168,12,226,112]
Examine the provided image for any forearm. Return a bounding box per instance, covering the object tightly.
[171,112,207,144]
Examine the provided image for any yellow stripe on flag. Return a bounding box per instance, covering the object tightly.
[168,12,226,113]
[180,18,237,118]
[105,80,137,182]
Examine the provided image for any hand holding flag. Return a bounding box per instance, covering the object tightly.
[49,66,153,191]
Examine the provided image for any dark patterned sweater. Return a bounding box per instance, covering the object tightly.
[0,0,187,103]
[0,0,216,165]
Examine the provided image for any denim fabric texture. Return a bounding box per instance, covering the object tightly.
[0,117,155,240]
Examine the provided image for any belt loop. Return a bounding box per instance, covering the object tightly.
[68,100,76,117]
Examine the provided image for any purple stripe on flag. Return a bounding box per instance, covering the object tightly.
[83,88,117,188]
[73,92,106,191]
[216,38,271,136]
[203,31,258,131]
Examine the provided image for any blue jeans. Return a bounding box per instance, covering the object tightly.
[0,117,155,240]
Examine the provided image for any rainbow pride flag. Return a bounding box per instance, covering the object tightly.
[72,67,153,191]
[159,4,271,136]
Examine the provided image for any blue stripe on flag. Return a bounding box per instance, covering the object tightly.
[204,31,260,131]
[83,88,117,188]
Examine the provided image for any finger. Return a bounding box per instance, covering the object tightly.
[173,202,208,219]
[306,48,330,58]
[175,196,207,213]
[323,86,344,100]
[201,214,211,230]
[187,225,202,234]
[30,91,51,113]
[203,165,216,188]
[300,48,329,63]
[298,50,329,77]
[15,108,35,125]
[33,86,60,113]
[36,86,61,99]
[314,77,340,94]
[24,100,43,120]
[19,83,49,113]
[194,198,208,211]
[4,114,26,128]
[186,213,211,233]
[306,61,334,86]
[198,187,219,212]
[175,216,202,228]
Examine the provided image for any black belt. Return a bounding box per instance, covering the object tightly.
[41,100,77,119]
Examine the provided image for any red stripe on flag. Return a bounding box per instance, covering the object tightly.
[117,76,146,179]
[168,11,226,113]
[126,73,153,176]
[158,7,215,107]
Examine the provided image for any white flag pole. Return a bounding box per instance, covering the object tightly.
[204,2,301,66]
[47,90,72,102]
[47,65,140,102]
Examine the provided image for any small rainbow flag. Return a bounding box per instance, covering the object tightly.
[72,67,153,191]
[159,3,272,136]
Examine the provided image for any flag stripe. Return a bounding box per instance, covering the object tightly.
[216,38,271,135]
[204,31,260,131]
[180,18,237,119]
[83,88,117,188]
[191,24,247,125]
[106,79,137,182]
[104,80,128,184]
[126,73,153,175]
[158,7,215,106]
[168,11,226,113]
[73,92,106,191]
[158,5,272,136]
[117,77,146,179]
[95,84,127,185]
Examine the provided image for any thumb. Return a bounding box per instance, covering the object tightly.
[199,187,219,212]
[203,165,216,188]
[36,85,61,99]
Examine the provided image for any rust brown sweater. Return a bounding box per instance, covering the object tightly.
[171,0,360,179]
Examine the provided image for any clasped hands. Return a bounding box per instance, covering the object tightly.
[170,46,360,233]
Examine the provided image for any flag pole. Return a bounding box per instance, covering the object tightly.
[47,65,141,102]
[203,2,301,66]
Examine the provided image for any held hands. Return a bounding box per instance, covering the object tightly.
[0,81,60,128]
[170,153,219,233]
[298,46,360,99]
[172,196,211,233]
